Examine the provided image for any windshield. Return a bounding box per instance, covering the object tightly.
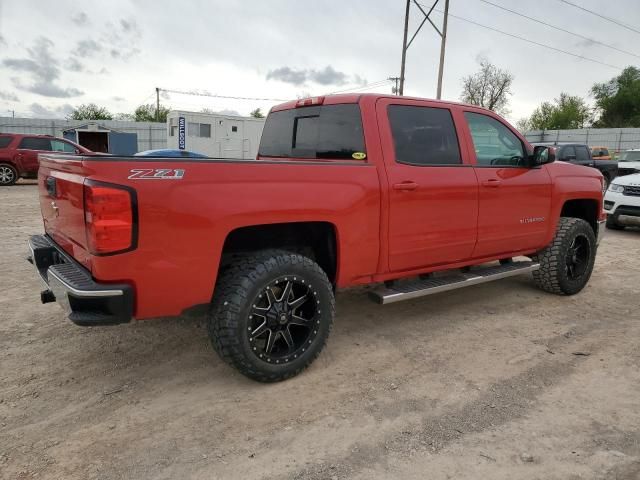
[619,151,640,162]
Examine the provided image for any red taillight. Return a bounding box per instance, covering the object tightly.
[84,181,136,255]
[295,96,325,107]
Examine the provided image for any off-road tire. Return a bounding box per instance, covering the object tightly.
[0,163,18,186]
[532,217,596,295]
[207,249,335,382]
[605,214,625,230]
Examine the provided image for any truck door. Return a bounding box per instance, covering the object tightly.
[15,136,52,175]
[461,110,551,258]
[376,98,479,271]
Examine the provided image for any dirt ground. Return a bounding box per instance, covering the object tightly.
[1,181,639,480]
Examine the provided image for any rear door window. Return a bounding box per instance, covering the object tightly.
[0,136,13,148]
[387,105,461,165]
[259,104,365,160]
[18,137,52,151]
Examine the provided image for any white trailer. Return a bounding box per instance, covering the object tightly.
[166,110,265,159]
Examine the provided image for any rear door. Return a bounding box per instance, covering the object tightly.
[16,136,52,174]
[377,98,478,271]
[461,110,551,257]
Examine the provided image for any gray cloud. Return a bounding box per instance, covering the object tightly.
[75,39,102,58]
[0,34,6,46]
[29,102,74,118]
[71,11,89,26]
[65,57,84,72]
[112,96,126,102]
[266,65,353,86]
[3,38,84,98]
[0,91,19,102]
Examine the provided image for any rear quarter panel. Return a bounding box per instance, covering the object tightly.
[83,158,381,318]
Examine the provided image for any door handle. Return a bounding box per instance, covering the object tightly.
[482,179,501,188]
[393,181,418,191]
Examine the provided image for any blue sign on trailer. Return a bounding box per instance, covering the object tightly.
[178,117,186,150]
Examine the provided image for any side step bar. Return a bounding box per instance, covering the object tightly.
[370,261,540,305]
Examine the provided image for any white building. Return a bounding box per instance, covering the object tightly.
[167,110,265,159]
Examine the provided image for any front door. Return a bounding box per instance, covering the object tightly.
[377,98,479,272]
[462,111,552,258]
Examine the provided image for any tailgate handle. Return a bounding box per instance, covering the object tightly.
[45,177,57,197]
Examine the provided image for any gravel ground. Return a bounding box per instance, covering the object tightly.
[1,181,639,480]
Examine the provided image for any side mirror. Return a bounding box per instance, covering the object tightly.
[532,146,555,166]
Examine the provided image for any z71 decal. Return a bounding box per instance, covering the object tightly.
[128,168,185,180]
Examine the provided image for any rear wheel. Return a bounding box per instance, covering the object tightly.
[208,249,335,382]
[532,217,596,295]
[0,164,17,186]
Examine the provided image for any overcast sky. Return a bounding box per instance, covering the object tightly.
[0,0,638,123]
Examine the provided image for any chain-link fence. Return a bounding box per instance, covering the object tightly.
[0,117,167,152]
[524,128,640,154]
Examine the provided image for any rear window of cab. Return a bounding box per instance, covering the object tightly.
[259,104,366,160]
[0,136,13,148]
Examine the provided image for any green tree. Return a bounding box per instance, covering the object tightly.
[460,57,513,116]
[527,93,591,130]
[591,66,640,127]
[250,108,265,118]
[134,103,171,122]
[67,103,113,120]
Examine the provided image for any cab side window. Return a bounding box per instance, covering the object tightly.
[51,140,77,153]
[562,146,576,161]
[18,137,52,151]
[575,146,590,161]
[387,105,461,166]
[464,112,525,166]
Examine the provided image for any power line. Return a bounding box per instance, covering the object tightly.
[160,89,289,102]
[557,0,640,35]
[479,0,640,60]
[327,79,393,94]
[419,4,624,70]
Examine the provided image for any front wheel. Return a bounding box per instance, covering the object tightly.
[208,249,335,382]
[0,163,18,186]
[532,217,596,295]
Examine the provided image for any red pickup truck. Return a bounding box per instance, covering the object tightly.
[28,94,605,382]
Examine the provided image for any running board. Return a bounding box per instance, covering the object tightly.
[370,261,540,305]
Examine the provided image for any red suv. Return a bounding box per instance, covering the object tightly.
[0,134,91,186]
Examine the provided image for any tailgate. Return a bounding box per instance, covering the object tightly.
[38,154,92,269]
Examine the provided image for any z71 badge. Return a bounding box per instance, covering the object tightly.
[128,168,185,180]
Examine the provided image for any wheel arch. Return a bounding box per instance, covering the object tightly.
[560,198,599,234]
[219,221,339,284]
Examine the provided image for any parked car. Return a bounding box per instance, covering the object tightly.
[28,94,605,382]
[604,172,640,229]
[531,142,618,193]
[616,149,640,177]
[0,134,92,186]
[134,149,208,158]
[591,145,611,160]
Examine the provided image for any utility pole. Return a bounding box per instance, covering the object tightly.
[436,0,449,99]
[399,0,450,99]
[399,0,411,96]
[155,87,160,122]
[388,76,401,95]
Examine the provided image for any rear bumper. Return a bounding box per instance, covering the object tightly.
[27,235,133,326]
